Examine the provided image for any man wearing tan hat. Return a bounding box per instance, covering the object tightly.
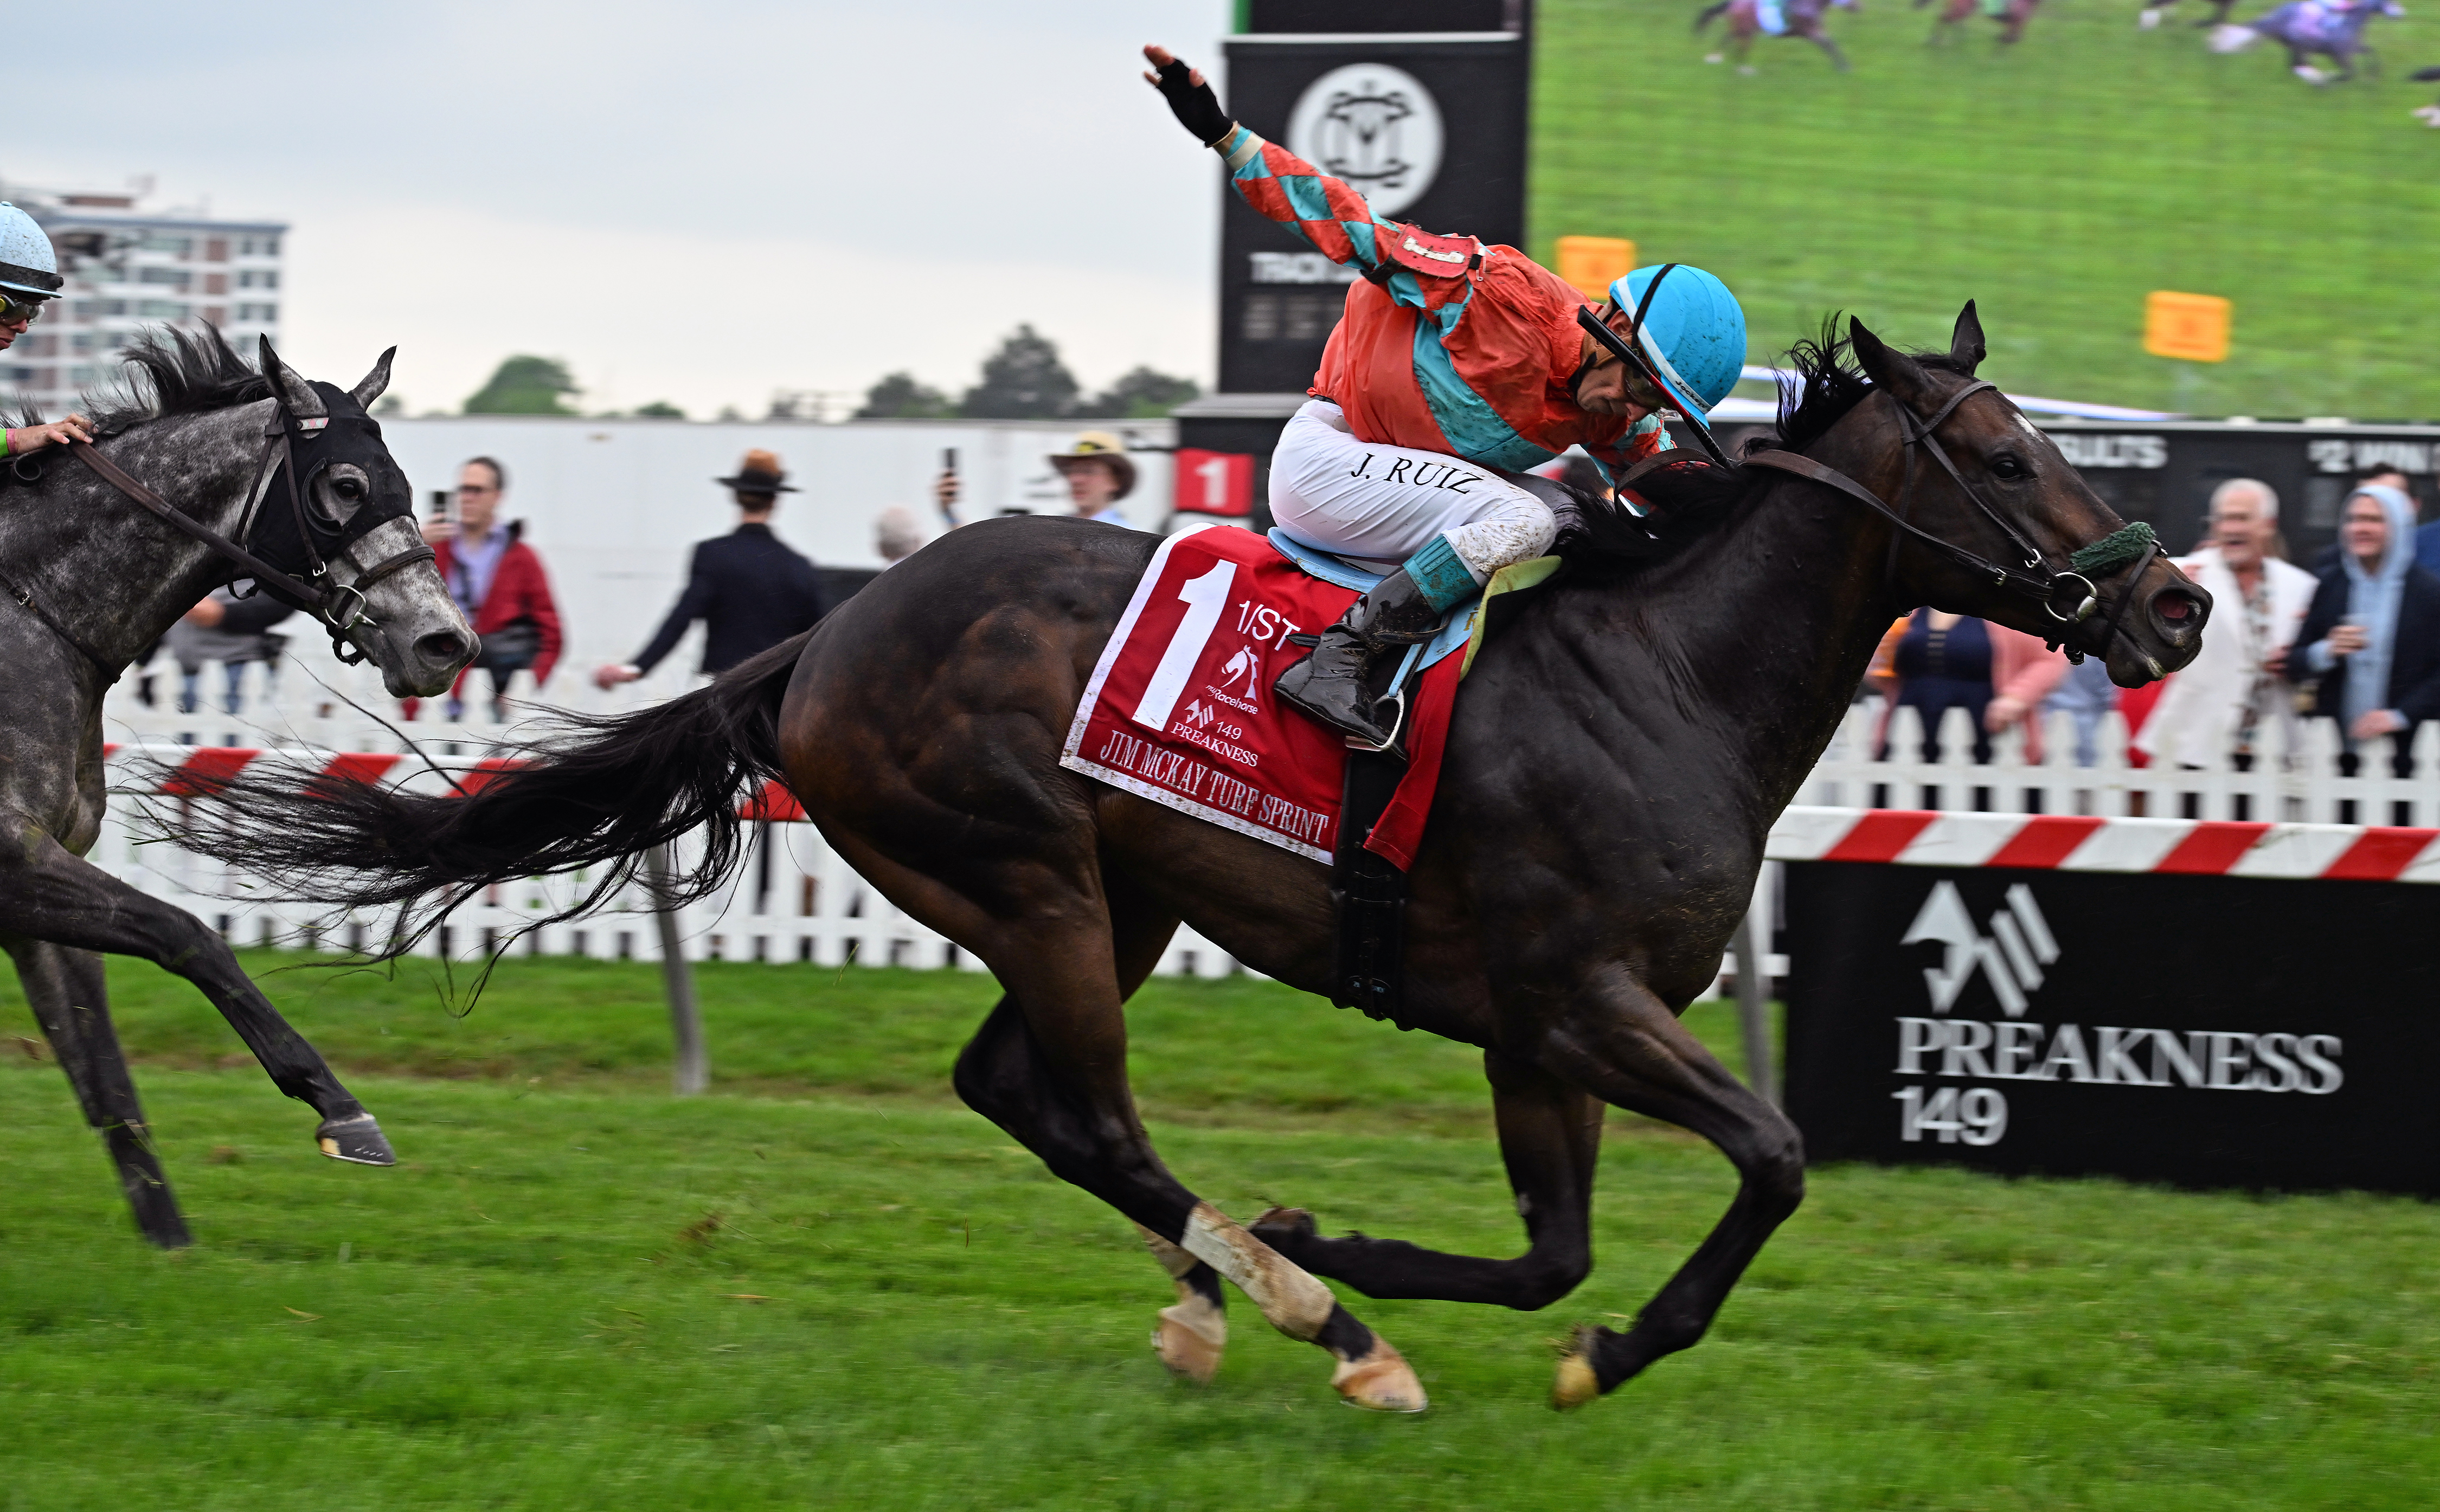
[935,430,1142,527]
[594,448,827,689]
[1049,430,1138,526]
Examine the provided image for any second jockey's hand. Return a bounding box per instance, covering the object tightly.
[1142,45,1233,146]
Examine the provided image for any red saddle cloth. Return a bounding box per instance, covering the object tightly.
[1060,525,1460,868]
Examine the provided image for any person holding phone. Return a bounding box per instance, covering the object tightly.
[2287,482,2440,771]
[424,456,563,720]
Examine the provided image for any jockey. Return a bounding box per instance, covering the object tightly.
[0,203,91,458]
[1142,47,1748,745]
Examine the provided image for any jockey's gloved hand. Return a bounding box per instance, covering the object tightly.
[1144,47,1234,147]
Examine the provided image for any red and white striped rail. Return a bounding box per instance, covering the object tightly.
[104,741,801,818]
[1768,806,2440,884]
[103,741,528,798]
[107,748,2440,883]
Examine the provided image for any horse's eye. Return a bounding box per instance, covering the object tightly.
[1990,455,2026,480]
[334,477,364,500]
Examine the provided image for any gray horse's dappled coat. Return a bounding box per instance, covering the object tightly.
[4,328,474,1246]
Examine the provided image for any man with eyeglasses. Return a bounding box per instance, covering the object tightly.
[419,455,562,720]
[0,202,92,458]
[1140,46,1749,745]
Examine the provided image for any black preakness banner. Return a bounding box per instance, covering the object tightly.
[1782,863,2440,1195]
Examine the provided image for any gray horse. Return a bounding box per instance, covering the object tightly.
[4,327,475,1245]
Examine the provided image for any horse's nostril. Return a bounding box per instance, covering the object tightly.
[416,630,472,664]
[2159,596,2191,621]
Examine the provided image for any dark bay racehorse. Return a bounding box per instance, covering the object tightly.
[1697,0,1860,72]
[168,307,2207,1410]
[6,330,475,1246]
[2211,0,2402,82]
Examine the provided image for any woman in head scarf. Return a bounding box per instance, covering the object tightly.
[2286,482,2440,770]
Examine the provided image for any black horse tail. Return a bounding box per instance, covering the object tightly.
[159,630,812,958]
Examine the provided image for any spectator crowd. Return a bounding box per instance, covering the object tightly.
[1865,469,2440,783]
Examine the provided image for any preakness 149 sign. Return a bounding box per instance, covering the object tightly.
[1782,864,2440,1195]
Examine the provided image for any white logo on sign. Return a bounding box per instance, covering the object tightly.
[1286,63,1444,219]
[1902,881,2059,1018]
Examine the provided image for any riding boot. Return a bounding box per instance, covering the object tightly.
[1274,567,1445,747]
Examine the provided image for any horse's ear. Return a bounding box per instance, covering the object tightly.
[349,346,397,409]
[1949,301,1986,376]
[1848,317,1939,409]
[256,334,326,420]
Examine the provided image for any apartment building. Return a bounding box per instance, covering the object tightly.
[0,185,285,416]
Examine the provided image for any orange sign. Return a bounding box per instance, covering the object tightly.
[2144,291,2231,363]
[1556,235,1638,301]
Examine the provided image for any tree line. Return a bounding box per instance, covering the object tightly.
[457,326,1198,422]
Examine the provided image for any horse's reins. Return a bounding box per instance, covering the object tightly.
[60,390,434,668]
[1738,380,2163,665]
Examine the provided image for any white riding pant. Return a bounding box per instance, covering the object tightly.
[1267,400,1556,581]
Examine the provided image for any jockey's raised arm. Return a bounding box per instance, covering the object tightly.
[1140,44,1749,748]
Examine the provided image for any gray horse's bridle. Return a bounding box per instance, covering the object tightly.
[67,396,434,667]
[1737,379,2163,665]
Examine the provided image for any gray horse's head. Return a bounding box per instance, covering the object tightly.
[255,340,477,697]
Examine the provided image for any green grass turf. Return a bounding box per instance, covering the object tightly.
[1533,0,2440,420]
[0,951,1751,1136]
[1,958,2435,1507]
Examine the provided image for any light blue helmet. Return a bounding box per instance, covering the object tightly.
[0,203,64,306]
[1607,263,1746,445]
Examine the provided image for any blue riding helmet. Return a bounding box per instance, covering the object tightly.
[1607,263,1746,447]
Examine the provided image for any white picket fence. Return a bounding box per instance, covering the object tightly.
[95,653,2440,990]
[102,655,1249,979]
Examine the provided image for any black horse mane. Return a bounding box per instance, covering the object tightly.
[1564,316,1969,564]
[84,325,275,439]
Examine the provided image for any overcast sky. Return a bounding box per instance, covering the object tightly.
[8,1,1232,417]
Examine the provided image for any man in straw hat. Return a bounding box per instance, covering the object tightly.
[1049,430,1139,526]
[935,429,1144,527]
[594,448,827,689]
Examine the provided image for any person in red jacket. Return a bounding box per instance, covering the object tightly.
[422,455,563,720]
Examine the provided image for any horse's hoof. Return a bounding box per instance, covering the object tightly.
[1152,1297,1227,1385]
[315,1112,395,1166]
[1737,63,1759,74]
[2137,8,2161,27]
[1704,51,1726,61]
[1331,1338,1428,1413]
[1249,1205,1317,1240]
[1551,1324,1606,1411]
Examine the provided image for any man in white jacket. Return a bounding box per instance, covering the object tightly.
[2136,479,2319,769]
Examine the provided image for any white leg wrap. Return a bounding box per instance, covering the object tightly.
[1442,496,1558,580]
[1179,1202,1338,1341]
[1134,1222,1199,1280]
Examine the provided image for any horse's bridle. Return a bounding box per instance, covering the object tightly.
[65,386,434,667]
[1737,379,2163,665]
